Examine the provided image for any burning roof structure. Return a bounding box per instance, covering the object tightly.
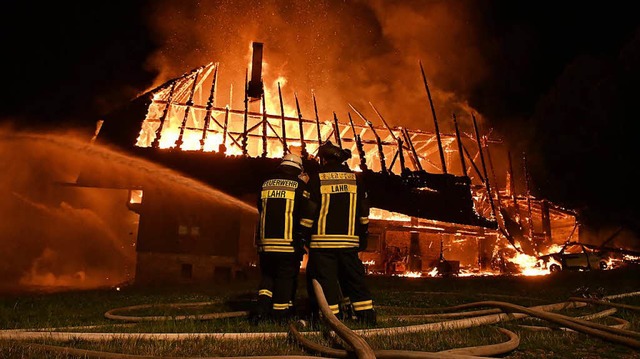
[84,43,593,282]
[96,45,501,228]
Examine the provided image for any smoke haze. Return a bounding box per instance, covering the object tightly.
[144,0,490,135]
[0,124,256,293]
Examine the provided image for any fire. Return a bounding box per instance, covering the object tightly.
[369,207,411,222]
[129,45,607,282]
[507,252,550,276]
[397,271,422,278]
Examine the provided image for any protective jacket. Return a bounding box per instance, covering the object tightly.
[303,159,375,325]
[302,162,369,250]
[256,166,310,253]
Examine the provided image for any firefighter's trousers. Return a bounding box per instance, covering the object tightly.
[255,252,302,319]
[306,249,374,319]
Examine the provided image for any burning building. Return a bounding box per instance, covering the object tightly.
[83,43,580,284]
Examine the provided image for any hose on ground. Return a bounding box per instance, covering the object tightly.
[568,296,640,312]
[11,341,332,359]
[3,289,640,358]
[289,321,517,358]
[104,301,248,322]
[310,278,376,359]
[423,301,640,349]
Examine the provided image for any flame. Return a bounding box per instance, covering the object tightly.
[397,271,422,278]
[509,252,550,276]
[129,190,143,204]
[369,207,411,222]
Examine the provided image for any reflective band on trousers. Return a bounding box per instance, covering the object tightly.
[352,300,373,311]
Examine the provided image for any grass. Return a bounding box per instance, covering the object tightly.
[0,265,639,358]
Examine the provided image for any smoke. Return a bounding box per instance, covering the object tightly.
[143,0,490,135]
[0,123,256,293]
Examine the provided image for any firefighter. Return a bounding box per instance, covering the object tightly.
[301,141,376,326]
[249,153,309,324]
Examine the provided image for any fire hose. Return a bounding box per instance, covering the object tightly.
[1,289,639,358]
[288,279,515,358]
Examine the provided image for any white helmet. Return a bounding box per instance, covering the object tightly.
[280,153,303,171]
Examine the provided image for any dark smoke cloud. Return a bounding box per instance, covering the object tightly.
[0,123,256,293]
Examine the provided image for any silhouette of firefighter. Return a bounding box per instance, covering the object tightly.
[302,141,376,326]
[249,153,309,324]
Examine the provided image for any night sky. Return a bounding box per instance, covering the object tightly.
[2,1,639,239]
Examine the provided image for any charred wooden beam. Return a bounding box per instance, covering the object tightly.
[369,102,406,174]
[472,113,495,219]
[312,92,322,145]
[461,143,484,182]
[348,112,368,171]
[151,81,176,149]
[278,82,288,155]
[350,104,387,174]
[261,90,268,158]
[332,112,342,149]
[220,105,229,154]
[401,128,422,171]
[242,69,249,156]
[295,93,308,159]
[507,151,521,225]
[200,64,218,150]
[523,152,535,243]
[176,70,201,148]
[452,113,467,176]
[419,61,447,174]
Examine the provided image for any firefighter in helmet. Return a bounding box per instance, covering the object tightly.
[249,153,310,324]
[301,141,376,325]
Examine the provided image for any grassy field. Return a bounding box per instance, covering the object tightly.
[0,265,639,358]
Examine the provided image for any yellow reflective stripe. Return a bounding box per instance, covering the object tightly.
[260,238,293,244]
[300,218,314,228]
[311,234,359,242]
[273,303,290,310]
[260,198,267,240]
[320,184,357,194]
[348,192,356,236]
[319,172,356,181]
[260,246,295,253]
[258,289,272,297]
[352,300,373,311]
[285,198,293,240]
[329,304,340,314]
[261,189,296,199]
[303,190,310,198]
[360,217,369,224]
[319,193,329,235]
[310,242,359,249]
[309,235,359,248]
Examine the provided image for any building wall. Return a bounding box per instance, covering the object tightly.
[133,189,258,284]
[135,252,239,284]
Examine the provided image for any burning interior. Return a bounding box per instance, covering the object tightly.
[80,42,619,285]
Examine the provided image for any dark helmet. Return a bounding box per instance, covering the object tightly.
[317,141,352,163]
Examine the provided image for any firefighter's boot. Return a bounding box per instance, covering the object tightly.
[248,296,271,325]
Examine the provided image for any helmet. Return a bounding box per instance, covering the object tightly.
[318,141,352,163]
[280,153,303,171]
